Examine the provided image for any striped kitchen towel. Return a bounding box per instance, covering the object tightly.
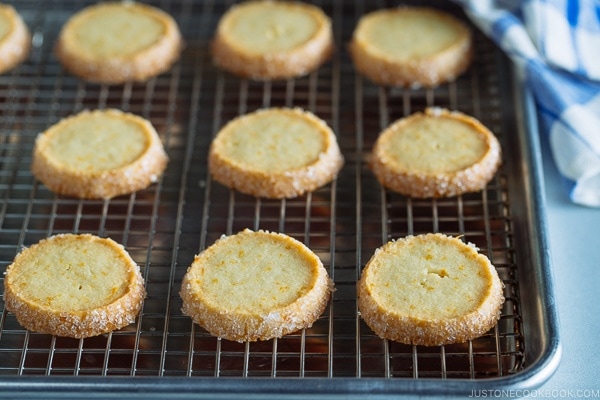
[454,0,600,207]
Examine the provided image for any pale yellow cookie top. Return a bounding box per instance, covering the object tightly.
[5,234,136,312]
[362,234,496,320]
[184,229,321,315]
[376,108,490,174]
[353,7,469,61]
[59,2,171,60]
[211,108,331,174]
[0,5,16,42]
[217,0,329,55]
[36,109,153,173]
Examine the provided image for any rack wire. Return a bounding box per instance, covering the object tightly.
[0,0,526,385]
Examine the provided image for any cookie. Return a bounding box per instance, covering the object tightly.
[369,107,501,198]
[208,107,344,199]
[180,229,333,342]
[212,0,333,80]
[0,4,31,74]
[55,1,183,84]
[349,7,472,87]
[357,233,504,346]
[3,234,146,338]
[31,108,169,199]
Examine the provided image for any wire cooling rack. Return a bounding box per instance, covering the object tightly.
[0,0,559,398]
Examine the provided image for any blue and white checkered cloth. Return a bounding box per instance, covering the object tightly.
[454,0,600,207]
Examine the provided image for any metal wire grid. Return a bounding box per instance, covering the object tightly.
[0,0,524,381]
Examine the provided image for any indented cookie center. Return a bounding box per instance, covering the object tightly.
[225,4,319,53]
[367,240,489,319]
[10,240,130,311]
[384,116,487,173]
[360,11,463,59]
[45,114,148,172]
[191,236,315,314]
[218,112,326,172]
[0,11,12,41]
[71,7,165,58]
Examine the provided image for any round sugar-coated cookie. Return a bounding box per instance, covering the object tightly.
[3,234,146,338]
[212,0,333,80]
[349,7,472,88]
[180,229,333,342]
[208,107,343,199]
[357,233,505,346]
[369,107,501,198]
[0,4,31,74]
[31,108,168,199]
[55,1,183,84]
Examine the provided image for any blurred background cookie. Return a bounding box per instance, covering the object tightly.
[349,7,472,88]
[212,0,333,80]
[0,4,31,74]
[55,1,183,84]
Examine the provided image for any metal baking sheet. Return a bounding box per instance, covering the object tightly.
[0,0,560,398]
